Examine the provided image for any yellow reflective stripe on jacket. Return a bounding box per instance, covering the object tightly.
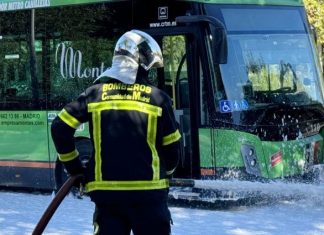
[85,179,169,191]
[88,100,162,182]
[58,109,81,129]
[147,114,159,180]
[92,111,102,181]
[162,129,181,146]
[88,100,162,116]
[58,149,79,162]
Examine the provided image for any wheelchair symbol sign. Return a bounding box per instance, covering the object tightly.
[241,99,249,110]
[219,99,249,113]
[220,100,232,113]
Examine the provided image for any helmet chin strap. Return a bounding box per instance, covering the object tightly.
[136,66,149,79]
[136,66,159,87]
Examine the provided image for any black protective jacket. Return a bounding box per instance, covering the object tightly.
[51,80,181,204]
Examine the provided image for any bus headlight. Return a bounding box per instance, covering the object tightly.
[241,144,261,177]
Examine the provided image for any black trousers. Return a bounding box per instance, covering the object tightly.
[93,202,172,235]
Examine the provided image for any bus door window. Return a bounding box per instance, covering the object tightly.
[162,35,192,178]
[200,61,210,126]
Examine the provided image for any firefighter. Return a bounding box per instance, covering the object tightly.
[51,29,181,235]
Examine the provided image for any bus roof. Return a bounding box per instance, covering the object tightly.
[0,0,125,12]
[178,0,304,6]
[0,0,304,12]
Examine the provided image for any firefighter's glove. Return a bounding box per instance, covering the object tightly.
[63,157,86,187]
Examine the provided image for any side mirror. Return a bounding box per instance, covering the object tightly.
[176,15,228,64]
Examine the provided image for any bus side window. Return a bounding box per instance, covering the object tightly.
[1,60,21,108]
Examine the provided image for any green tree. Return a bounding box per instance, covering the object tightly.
[304,0,324,73]
[304,0,324,44]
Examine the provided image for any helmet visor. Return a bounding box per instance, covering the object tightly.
[131,30,163,70]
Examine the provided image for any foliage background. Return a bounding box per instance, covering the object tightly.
[304,0,324,72]
[304,0,324,44]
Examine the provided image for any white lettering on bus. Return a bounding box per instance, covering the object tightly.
[8,2,24,10]
[149,21,177,28]
[25,0,50,9]
[0,0,50,11]
[22,113,41,119]
[55,43,108,79]
[0,3,8,11]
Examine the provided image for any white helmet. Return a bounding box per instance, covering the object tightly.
[94,29,163,84]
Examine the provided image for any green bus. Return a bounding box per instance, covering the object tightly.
[0,0,323,191]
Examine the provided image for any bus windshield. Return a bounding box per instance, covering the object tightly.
[207,6,324,111]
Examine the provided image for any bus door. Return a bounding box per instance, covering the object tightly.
[146,28,201,179]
